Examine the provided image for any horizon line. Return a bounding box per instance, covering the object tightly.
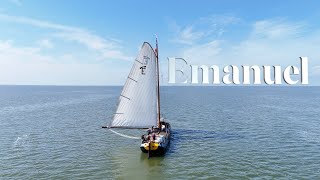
[0,84,318,87]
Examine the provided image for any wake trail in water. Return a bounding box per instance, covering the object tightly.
[109,129,141,139]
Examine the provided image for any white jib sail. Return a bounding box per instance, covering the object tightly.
[111,42,158,128]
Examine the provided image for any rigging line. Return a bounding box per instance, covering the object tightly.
[109,129,140,139]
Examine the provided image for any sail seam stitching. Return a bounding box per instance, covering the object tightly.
[120,94,130,100]
[128,76,138,82]
[135,59,143,64]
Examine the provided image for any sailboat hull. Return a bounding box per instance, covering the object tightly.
[140,121,171,156]
[140,144,168,155]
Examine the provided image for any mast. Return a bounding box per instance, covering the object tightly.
[156,36,161,128]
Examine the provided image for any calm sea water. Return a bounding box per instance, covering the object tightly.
[0,86,320,179]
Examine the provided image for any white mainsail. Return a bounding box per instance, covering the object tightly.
[110,42,158,128]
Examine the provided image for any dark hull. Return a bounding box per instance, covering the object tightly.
[140,121,171,156]
[140,146,167,155]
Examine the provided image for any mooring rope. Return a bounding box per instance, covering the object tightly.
[109,129,141,139]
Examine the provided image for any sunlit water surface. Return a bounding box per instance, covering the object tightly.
[1,86,320,179]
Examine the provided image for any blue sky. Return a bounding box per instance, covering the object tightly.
[0,0,320,85]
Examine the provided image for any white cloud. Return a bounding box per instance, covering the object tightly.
[37,39,54,49]
[176,18,316,64]
[0,40,42,57]
[182,40,222,62]
[200,15,240,26]
[0,40,125,85]
[0,14,79,31]
[8,0,22,6]
[311,66,320,76]
[251,18,306,39]
[172,18,320,85]
[0,14,131,61]
[171,15,239,45]
[171,25,205,45]
[55,31,131,61]
[0,14,134,85]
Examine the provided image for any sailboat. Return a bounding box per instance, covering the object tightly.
[103,38,171,157]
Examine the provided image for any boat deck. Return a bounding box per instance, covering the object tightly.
[158,131,167,136]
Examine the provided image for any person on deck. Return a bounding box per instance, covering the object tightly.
[161,124,165,131]
[152,133,156,141]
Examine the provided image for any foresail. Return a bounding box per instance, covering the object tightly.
[111,42,158,128]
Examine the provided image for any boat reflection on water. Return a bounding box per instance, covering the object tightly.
[140,152,165,166]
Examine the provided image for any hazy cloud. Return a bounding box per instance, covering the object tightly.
[252,18,306,39]
[0,14,131,61]
[0,40,122,85]
[170,15,240,45]
[0,14,133,85]
[169,17,320,85]
[8,0,22,6]
[37,39,54,49]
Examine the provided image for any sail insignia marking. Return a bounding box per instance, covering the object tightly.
[143,56,150,65]
[140,66,146,75]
